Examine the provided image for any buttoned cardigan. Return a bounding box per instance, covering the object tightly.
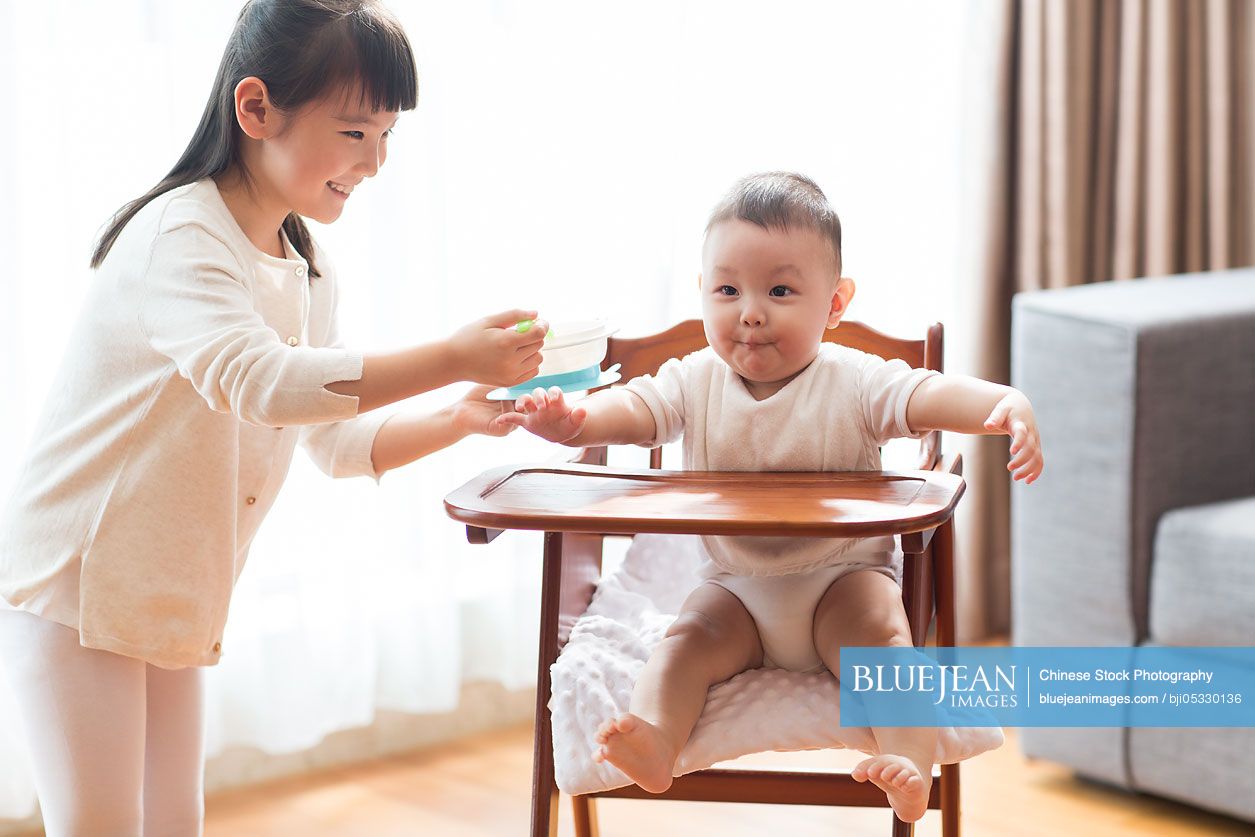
[0,180,391,668]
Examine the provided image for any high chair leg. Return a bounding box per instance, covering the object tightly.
[934,517,961,837]
[532,532,565,837]
[891,547,930,837]
[900,552,935,646]
[941,764,961,837]
[572,796,600,837]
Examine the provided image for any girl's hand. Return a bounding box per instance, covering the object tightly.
[451,386,517,438]
[497,386,587,444]
[983,392,1044,484]
[449,310,548,387]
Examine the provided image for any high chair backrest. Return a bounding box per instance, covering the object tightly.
[597,319,944,470]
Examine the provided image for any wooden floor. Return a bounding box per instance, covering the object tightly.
[204,723,1251,836]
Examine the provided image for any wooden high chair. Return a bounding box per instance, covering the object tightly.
[445,320,964,837]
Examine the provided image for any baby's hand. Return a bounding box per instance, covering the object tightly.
[498,386,587,444]
[449,309,548,387]
[983,392,1044,484]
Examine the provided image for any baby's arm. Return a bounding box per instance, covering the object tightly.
[498,386,657,447]
[905,375,1044,483]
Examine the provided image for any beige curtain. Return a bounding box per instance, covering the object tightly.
[959,0,1253,640]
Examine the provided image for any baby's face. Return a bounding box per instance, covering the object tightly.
[700,219,846,397]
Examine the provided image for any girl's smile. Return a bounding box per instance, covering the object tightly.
[327,180,356,198]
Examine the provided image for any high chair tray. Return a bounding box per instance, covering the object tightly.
[444,463,964,542]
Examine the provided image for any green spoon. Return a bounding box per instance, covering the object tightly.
[516,320,554,341]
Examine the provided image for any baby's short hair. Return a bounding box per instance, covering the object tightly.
[705,172,843,273]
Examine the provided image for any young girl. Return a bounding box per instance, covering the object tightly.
[0,2,537,833]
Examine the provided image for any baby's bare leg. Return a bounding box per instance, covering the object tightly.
[813,569,936,823]
[594,581,763,793]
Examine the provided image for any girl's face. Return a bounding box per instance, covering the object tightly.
[261,92,398,224]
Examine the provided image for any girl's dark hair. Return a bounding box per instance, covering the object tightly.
[91,0,418,277]
[706,172,843,273]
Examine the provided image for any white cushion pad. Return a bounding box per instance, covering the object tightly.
[550,533,1004,796]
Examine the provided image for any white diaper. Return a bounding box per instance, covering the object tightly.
[705,556,900,673]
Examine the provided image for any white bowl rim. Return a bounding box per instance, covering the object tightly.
[545,319,619,350]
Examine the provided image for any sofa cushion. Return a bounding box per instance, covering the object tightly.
[1150,497,1255,645]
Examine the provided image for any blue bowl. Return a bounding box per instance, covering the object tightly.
[488,364,622,401]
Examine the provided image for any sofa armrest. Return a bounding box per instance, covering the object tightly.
[1011,269,1255,645]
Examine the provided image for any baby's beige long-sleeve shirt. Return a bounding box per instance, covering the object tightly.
[0,180,390,668]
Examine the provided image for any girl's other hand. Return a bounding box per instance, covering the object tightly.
[453,385,517,438]
[497,386,587,444]
[983,392,1044,484]
[449,309,548,387]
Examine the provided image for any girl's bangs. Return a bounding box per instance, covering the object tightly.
[306,9,418,114]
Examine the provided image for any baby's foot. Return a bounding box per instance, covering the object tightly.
[591,713,676,794]
[851,754,932,823]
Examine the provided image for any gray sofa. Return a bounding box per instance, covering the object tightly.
[1010,269,1255,823]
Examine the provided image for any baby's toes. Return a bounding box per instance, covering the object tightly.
[614,714,639,733]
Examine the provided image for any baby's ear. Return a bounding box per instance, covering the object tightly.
[827,276,856,327]
[696,272,704,291]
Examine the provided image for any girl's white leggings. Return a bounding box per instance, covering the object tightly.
[0,609,205,837]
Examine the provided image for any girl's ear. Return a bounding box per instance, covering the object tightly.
[234,76,278,140]
[826,276,856,328]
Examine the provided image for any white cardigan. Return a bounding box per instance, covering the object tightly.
[0,180,390,668]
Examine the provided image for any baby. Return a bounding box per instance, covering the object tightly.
[499,172,1043,823]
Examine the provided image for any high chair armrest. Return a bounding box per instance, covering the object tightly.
[937,451,963,477]
[466,526,504,545]
[915,430,941,470]
[571,446,608,467]
[891,453,963,554]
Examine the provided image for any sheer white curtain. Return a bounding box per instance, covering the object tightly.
[0,0,968,823]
